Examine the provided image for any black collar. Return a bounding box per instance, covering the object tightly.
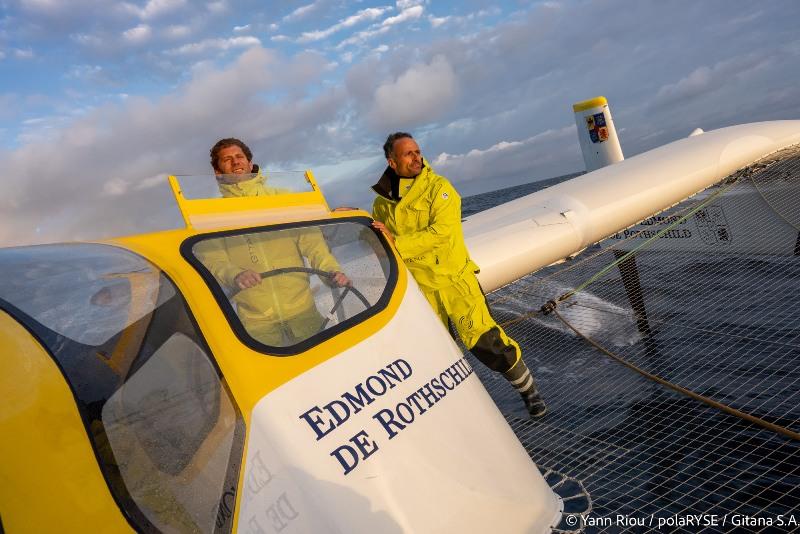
[371,165,424,200]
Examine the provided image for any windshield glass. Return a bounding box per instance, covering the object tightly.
[0,243,172,346]
[188,218,394,353]
[175,171,315,200]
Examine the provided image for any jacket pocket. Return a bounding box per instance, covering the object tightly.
[405,202,430,229]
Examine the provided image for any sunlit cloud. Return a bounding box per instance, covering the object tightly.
[166,36,261,55]
[382,4,423,26]
[298,6,391,43]
[282,2,320,23]
[429,15,450,28]
[122,24,152,44]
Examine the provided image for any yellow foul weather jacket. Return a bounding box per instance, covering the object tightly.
[372,163,479,290]
[195,173,341,326]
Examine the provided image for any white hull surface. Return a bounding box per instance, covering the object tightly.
[238,279,561,533]
[464,121,800,292]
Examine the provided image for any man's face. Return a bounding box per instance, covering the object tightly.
[388,137,423,178]
[215,145,254,176]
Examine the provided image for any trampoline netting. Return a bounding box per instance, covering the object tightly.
[472,145,800,532]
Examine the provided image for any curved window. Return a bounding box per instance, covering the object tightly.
[185,218,396,354]
[0,244,244,533]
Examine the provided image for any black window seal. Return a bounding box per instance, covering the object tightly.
[180,216,398,356]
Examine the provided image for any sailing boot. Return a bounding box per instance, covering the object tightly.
[470,326,547,418]
[503,359,547,418]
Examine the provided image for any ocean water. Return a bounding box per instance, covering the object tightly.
[461,172,800,531]
[461,172,580,218]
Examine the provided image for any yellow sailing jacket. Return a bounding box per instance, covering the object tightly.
[372,164,479,290]
[195,174,341,324]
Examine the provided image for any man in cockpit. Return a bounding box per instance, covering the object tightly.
[370,132,547,418]
[194,138,349,346]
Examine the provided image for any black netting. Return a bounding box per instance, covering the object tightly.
[471,145,800,532]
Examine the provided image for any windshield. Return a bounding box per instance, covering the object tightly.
[174,171,315,200]
[186,218,395,354]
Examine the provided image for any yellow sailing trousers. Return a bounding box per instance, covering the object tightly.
[420,270,522,371]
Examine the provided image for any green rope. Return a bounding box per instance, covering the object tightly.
[554,179,738,305]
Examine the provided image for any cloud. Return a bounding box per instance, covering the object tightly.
[368,55,457,129]
[336,4,424,49]
[13,48,35,59]
[164,24,191,39]
[65,64,107,84]
[207,1,226,14]
[282,2,320,23]
[382,4,423,26]
[335,25,390,49]
[430,126,580,189]
[122,24,152,44]
[4,0,800,246]
[166,36,261,55]
[19,0,84,15]
[298,6,391,43]
[653,54,769,106]
[429,15,450,28]
[121,0,187,20]
[71,32,104,48]
[0,46,347,246]
[233,24,250,33]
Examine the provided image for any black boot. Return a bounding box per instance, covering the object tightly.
[522,389,547,418]
[502,358,547,419]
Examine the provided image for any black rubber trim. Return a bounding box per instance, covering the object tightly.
[181,216,399,356]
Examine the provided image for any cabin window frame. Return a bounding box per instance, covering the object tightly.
[181,216,399,356]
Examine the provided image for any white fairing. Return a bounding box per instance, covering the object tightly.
[238,279,561,533]
[465,121,800,292]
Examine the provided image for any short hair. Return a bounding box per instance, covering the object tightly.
[210,138,253,171]
[383,132,413,159]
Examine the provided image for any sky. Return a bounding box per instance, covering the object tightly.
[1,0,799,246]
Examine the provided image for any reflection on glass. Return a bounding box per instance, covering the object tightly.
[0,243,243,533]
[193,221,390,348]
[103,333,235,533]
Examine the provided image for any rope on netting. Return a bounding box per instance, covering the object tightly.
[489,148,792,309]
[549,307,800,442]
[488,181,737,309]
[496,146,800,441]
[548,178,739,308]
